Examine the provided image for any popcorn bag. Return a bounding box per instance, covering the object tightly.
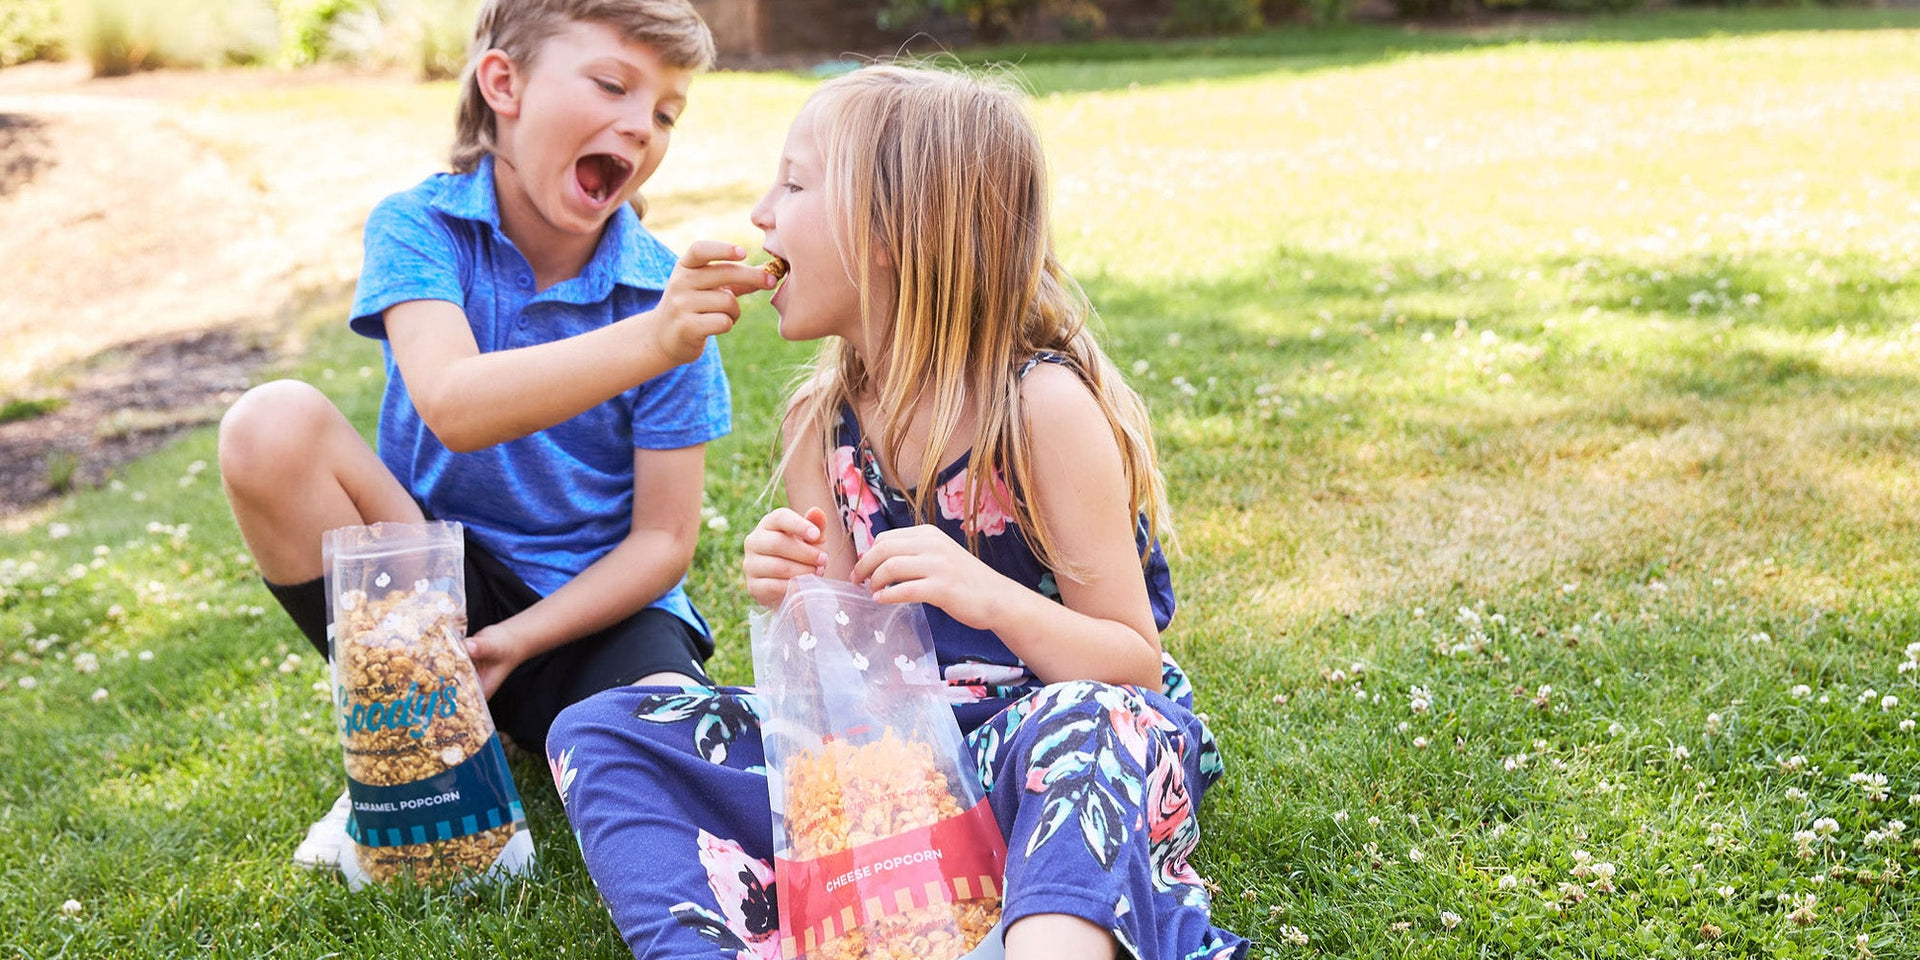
[750,575,1006,960]
[322,521,534,890]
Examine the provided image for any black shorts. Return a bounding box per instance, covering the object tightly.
[264,528,712,753]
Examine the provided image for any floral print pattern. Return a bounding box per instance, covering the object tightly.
[549,745,578,806]
[830,442,885,554]
[669,830,780,960]
[935,468,1015,536]
[631,688,763,765]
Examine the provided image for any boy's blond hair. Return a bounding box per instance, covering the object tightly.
[450,0,715,177]
[781,65,1172,574]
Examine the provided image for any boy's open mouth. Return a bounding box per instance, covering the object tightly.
[575,154,635,204]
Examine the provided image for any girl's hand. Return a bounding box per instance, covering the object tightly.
[850,525,1007,631]
[743,506,830,608]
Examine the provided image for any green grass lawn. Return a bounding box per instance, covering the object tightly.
[7,8,1920,957]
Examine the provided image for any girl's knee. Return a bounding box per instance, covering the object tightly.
[547,691,624,755]
[218,379,340,484]
[1032,679,1144,717]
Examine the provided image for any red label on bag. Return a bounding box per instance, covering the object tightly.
[777,799,1006,957]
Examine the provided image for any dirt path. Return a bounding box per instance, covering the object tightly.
[0,62,447,514]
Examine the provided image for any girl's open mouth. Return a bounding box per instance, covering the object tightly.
[575,154,635,205]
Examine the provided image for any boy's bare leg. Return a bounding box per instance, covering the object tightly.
[219,379,423,584]
[219,379,429,870]
[1005,915,1118,960]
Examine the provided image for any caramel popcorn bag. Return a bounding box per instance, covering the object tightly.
[750,575,1007,960]
[322,521,534,890]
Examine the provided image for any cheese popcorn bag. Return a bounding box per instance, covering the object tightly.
[750,575,1006,960]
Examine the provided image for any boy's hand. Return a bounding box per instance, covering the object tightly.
[646,241,777,365]
[743,506,829,609]
[466,623,529,698]
[851,524,1007,630]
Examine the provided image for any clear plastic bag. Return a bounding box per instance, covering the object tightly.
[750,575,1006,960]
[322,520,534,889]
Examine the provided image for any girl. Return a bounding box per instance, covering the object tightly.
[548,65,1246,960]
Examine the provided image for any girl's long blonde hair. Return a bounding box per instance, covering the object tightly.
[781,64,1171,572]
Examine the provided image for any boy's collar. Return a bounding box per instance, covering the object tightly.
[431,156,678,295]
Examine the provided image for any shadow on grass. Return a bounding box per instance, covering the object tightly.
[926,8,1920,94]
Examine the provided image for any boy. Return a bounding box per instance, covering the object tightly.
[216,0,772,869]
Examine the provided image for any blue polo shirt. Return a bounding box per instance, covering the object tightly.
[348,156,730,636]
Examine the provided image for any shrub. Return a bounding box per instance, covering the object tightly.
[276,0,379,66]
[0,0,66,66]
[68,0,276,75]
[1162,0,1263,35]
[384,0,480,79]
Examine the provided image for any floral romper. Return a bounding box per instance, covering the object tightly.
[547,358,1247,960]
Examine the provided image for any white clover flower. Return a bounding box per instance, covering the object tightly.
[1813,817,1840,836]
[48,523,71,540]
[73,653,99,674]
[1396,721,1410,732]
[706,515,730,533]
[137,650,153,662]
[90,688,108,704]
[1333,809,1348,823]
[1786,787,1808,802]
[1716,885,1736,899]
[1850,772,1890,802]
[1706,713,1722,735]
[1367,816,1382,828]
[1859,688,1879,704]
[1413,737,1429,749]
[16,676,36,690]
[1498,874,1518,890]
[1561,582,1577,595]
[1781,754,1808,772]
[1790,684,1812,698]
[1672,745,1691,761]
[1883,695,1900,711]
[1607,721,1625,737]
[1409,846,1425,863]
[60,899,82,916]
[1903,719,1916,733]
[1278,925,1308,946]
[1440,911,1462,930]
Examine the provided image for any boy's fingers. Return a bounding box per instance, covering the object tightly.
[679,240,745,269]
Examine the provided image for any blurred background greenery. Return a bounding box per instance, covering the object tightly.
[1,0,1897,78]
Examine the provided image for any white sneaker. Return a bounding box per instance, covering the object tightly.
[292,789,352,870]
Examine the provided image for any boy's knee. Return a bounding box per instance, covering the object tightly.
[218,380,337,483]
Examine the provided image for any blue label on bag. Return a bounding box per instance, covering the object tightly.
[346,735,523,847]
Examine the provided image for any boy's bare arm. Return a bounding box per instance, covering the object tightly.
[386,241,769,452]
[465,443,706,695]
